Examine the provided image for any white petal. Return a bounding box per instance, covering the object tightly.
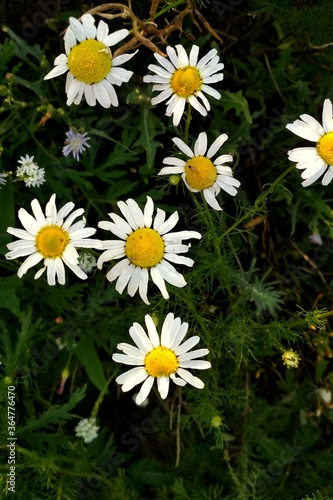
[127,266,141,297]
[104,29,129,47]
[145,314,160,348]
[194,132,208,156]
[175,336,200,355]
[322,165,333,185]
[161,313,178,348]
[46,258,56,286]
[69,17,86,42]
[189,45,199,66]
[126,199,145,228]
[104,258,129,279]
[55,258,66,285]
[162,157,186,167]
[203,188,222,210]
[150,266,169,299]
[18,209,40,235]
[118,199,140,230]
[96,19,108,42]
[286,120,321,142]
[154,53,175,73]
[170,323,189,351]
[207,134,228,158]
[175,45,189,67]
[189,94,208,116]
[322,99,333,133]
[118,368,148,392]
[115,366,146,385]
[178,348,209,361]
[178,360,211,369]
[130,323,153,353]
[172,137,194,158]
[157,211,179,235]
[156,260,186,287]
[139,267,150,305]
[164,253,194,266]
[143,196,154,227]
[177,368,204,389]
[115,263,135,293]
[153,208,166,231]
[157,376,170,399]
[81,14,96,39]
[117,343,145,359]
[166,46,180,68]
[112,353,142,366]
[6,227,34,240]
[109,213,132,234]
[17,252,43,277]
[136,376,155,405]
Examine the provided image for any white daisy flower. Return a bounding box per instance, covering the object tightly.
[44,13,137,108]
[75,417,99,443]
[143,44,224,126]
[113,313,211,405]
[286,98,333,186]
[5,193,102,285]
[159,132,240,211]
[97,196,201,304]
[63,128,90,161]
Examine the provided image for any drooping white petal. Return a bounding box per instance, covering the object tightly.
[135,376,155,405]
[157,376,170,399]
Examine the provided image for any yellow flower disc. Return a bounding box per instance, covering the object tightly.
[282,350,300,369]
[35,225,70,258]
[145,346,178,377]
[170,66,202,98]
[185,156,217,190]
[316,131,333,165]
[67,39,111,84]
[125,228,164,268]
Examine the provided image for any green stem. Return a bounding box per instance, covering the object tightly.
[152,0,189,21]
[184,102,192,145]
[91,374,115,418]
[221,163,295,240]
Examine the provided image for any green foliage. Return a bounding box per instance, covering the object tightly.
[1,0,333,499]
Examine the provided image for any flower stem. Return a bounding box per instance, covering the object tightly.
[184,102,192,145]
[220,163,296,240]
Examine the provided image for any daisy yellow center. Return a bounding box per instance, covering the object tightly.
[125,228,164,268]
[35,225,70,258]
[144,346,178,377]
[185,156,217,190]
[67,39,111,84]
[170,66,202,98]
[316,131,333,165]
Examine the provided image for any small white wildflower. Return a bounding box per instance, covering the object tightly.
[16,155,45,188]
[63,128,91,161]
[78,252,97,274]
[75,417,99,444]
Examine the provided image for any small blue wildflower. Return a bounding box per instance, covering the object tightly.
[63,128,91,161]
[309,233,323,246]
